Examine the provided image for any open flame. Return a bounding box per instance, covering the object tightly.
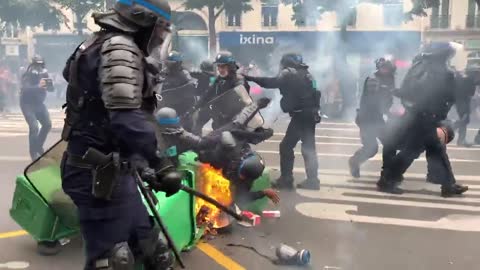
[195,164,233,230]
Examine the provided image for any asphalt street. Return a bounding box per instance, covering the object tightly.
[0,110,480,270]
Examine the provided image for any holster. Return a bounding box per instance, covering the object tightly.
[81,149,121,200]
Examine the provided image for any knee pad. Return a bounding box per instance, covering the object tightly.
[140,229,174,270]
[94,242,134,270]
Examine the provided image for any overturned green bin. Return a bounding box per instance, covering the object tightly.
[9,141,271,265]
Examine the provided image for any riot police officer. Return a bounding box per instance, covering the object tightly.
[156,99,279,207]
[158,51,197,130]
[190,60,216,135]
[378,43,468,197]
[349,58,396,178]
[244,53,322,190]
[60,1,182,269]
[20,55,54,160]
[194,51,257,130]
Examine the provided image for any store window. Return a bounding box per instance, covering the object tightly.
[227,11,242,27]
[383,1,403,27]
[262,4,279,27]
[336,7,357,28]
[430,0,450,29]
[466,0,480,28]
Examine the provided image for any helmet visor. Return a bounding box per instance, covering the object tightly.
[147,19,172,59]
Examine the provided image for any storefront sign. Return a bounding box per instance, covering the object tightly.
[239,34,275,45]
[5,45,19,56]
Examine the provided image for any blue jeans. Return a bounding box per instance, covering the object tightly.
[20,101,51,160]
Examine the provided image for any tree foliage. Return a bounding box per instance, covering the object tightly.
[52,0,104,34]
[0,0,63,30]
[183,0,253,55]
[53,0,104,20]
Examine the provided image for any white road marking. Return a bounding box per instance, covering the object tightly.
[290,172,480,232]
[258,150,480,163]
[0,261,30,269]
[297,188,480,213]
[296,202,480,232]
[264,139,480,151]
[267,167,480,182]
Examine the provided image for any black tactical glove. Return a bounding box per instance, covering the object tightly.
[140,167,183,197]
[156,170,183,197]
[257,97,271,109]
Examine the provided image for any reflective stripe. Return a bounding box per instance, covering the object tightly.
[157,117,179,125]
[117,0,171,20]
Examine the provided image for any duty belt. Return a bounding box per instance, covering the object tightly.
[66,152,132,173]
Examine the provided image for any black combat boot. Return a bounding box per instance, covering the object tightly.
[297,179,320,190]
[441,184,468,197]
[272,175,295,190]
[348,157,360,178]
[376,172,404,195]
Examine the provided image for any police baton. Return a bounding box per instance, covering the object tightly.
[134,171,186,269]
[180,185,245,222]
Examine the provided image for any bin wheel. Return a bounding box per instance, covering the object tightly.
[37,241,62,256]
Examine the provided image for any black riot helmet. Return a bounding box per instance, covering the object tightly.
[94,0,172,56]
[165,51,183,71]
[215,51,238,77]
[280,53,308,69]
[421,42,456,63]
[31,55,45,67]
[28,55,46,73]
[215,51,237,67]
[238,154,265,180]
[375,57,396,74]
[200,60,215,74]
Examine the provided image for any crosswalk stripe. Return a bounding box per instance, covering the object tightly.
[258,150,480,163]
[264,139,480,152]
[267,167,480,182]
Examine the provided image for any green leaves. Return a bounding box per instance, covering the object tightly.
[0,0,63,30]
[184,0,252,14]
[53,0,104,18]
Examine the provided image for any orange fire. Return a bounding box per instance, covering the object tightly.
[195,164,233,229]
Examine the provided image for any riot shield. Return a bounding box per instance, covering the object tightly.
[23,140,79,229]
[208,84,264,131]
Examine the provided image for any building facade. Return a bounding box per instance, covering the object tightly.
[423,0,480,69]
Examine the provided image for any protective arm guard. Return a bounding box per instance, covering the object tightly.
[100,35,144,109]
[244,68,292,89]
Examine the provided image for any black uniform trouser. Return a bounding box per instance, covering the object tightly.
[454,113,469,144]
[61,153,155,269]
[351,121,384,165]
[20,101,52,160]
[280,112,318,181]
[475,129,480,144]
[384,116,456,187]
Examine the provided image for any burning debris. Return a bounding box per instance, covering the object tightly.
[195,164,234,235]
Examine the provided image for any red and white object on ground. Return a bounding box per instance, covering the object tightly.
[239,211,261,227]
[262,210,281,218]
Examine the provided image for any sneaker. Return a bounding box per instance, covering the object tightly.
[441,184,468,197]
[296,179,320,190]
[272,176,294,191]
[348,157,360,178]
